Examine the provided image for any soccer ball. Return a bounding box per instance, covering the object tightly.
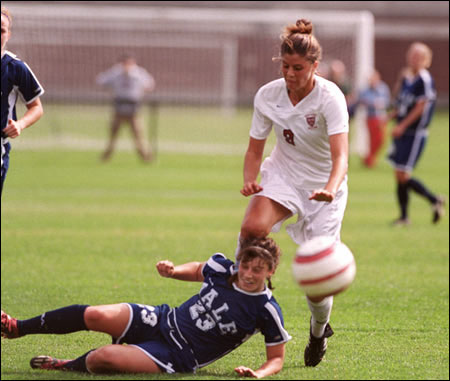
[292,236,356,298]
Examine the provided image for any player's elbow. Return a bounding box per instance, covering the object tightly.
[36,103,44,119]
[260,356,284,378]
[271,356,284,372]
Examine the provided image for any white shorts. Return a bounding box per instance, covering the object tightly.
[257,167,348,245]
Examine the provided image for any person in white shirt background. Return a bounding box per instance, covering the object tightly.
[236,18,349,367]
[96,54,155,162]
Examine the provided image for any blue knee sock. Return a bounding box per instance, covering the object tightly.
[397,182,409,219]
[407,178,437,204]
[17,304,89,336]
[64,350,94,372]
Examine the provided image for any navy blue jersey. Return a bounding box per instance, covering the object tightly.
[395,69,435,136]
[172,254,291,368]
[1,51,44,137]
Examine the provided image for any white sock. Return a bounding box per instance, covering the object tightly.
[306,296,333,338]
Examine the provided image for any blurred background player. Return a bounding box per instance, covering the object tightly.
[327,59,355,117]
[236,19,349,367]
[1,6,44,197]
[2,237,290,378]
[352,70,391,168]
[386,42,445,225]
[96,54,155,162]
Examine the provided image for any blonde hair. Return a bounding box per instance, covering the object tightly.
[1,6,12,29]
[279,19,322,63]
[408,42,433,69]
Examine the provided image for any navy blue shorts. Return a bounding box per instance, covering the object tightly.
[1,141,11,196]
[115,303,197,374]
[388,133,427,172]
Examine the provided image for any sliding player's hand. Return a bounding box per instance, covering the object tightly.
[156,261,175,278]
[234,366,260,378]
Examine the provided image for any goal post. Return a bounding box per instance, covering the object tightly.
[6,3,374,155]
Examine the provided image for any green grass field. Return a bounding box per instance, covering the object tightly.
[1,107,449,380]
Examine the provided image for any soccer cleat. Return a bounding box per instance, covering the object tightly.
[391,218,410,227]
[30,356,70,371]
[432,196,445,224]
[304,322,334,367]
[1,310,20,339]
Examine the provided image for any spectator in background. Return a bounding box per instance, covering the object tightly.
[386,42,445,225]
[1,6,44,197]
[328,59,355,117]
[353,70,391,168]
[96,54,155,162]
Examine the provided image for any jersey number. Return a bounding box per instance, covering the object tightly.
[189,289,237,334]
[283,129,295,146]
[139,305,158,327]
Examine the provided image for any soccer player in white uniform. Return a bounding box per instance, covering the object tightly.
[2,238,290,378]
[96,54,155,162]
[1,7,44,197]
[237,19,349,367]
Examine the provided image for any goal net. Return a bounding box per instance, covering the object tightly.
[6,3,374,155]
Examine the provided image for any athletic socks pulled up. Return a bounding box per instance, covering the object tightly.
[17,304,89,336]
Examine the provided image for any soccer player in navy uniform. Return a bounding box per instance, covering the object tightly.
[1,237,291,378]
[1,6,44,197]
[387,42,445,225]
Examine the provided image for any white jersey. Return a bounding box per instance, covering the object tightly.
[250,76,349,190]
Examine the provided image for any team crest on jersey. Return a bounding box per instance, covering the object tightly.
[305,114,317,129]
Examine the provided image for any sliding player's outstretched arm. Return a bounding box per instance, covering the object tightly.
[234,342,285,378]
[156,260,205,282]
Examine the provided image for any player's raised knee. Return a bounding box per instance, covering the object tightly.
[240,222,271,240]
[86,346,119,373]
[84,307,106,328]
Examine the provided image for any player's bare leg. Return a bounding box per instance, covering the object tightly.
[30,341,161,374]
[86,344,162,374]
[23,304,164,374]
[240,196,292,240]
[235,195,291,259]
[83,304,131,338]
[2,304,130,339]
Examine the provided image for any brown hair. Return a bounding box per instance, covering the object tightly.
[230,237,282,290]
[1,6,12,29]
[279,19,322,63]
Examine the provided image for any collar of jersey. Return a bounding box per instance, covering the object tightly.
[232,281,272,298]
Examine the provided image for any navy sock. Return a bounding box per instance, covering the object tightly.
[64,350,94,372]
[17,305,89,336]
[397,182,409,219]
[407,178,437,204]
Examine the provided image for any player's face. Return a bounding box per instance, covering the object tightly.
[406,47,426,73]
[122,58,136,72]
[237,258,273,293]
[281,53,318,95]
[1,15,11,54]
